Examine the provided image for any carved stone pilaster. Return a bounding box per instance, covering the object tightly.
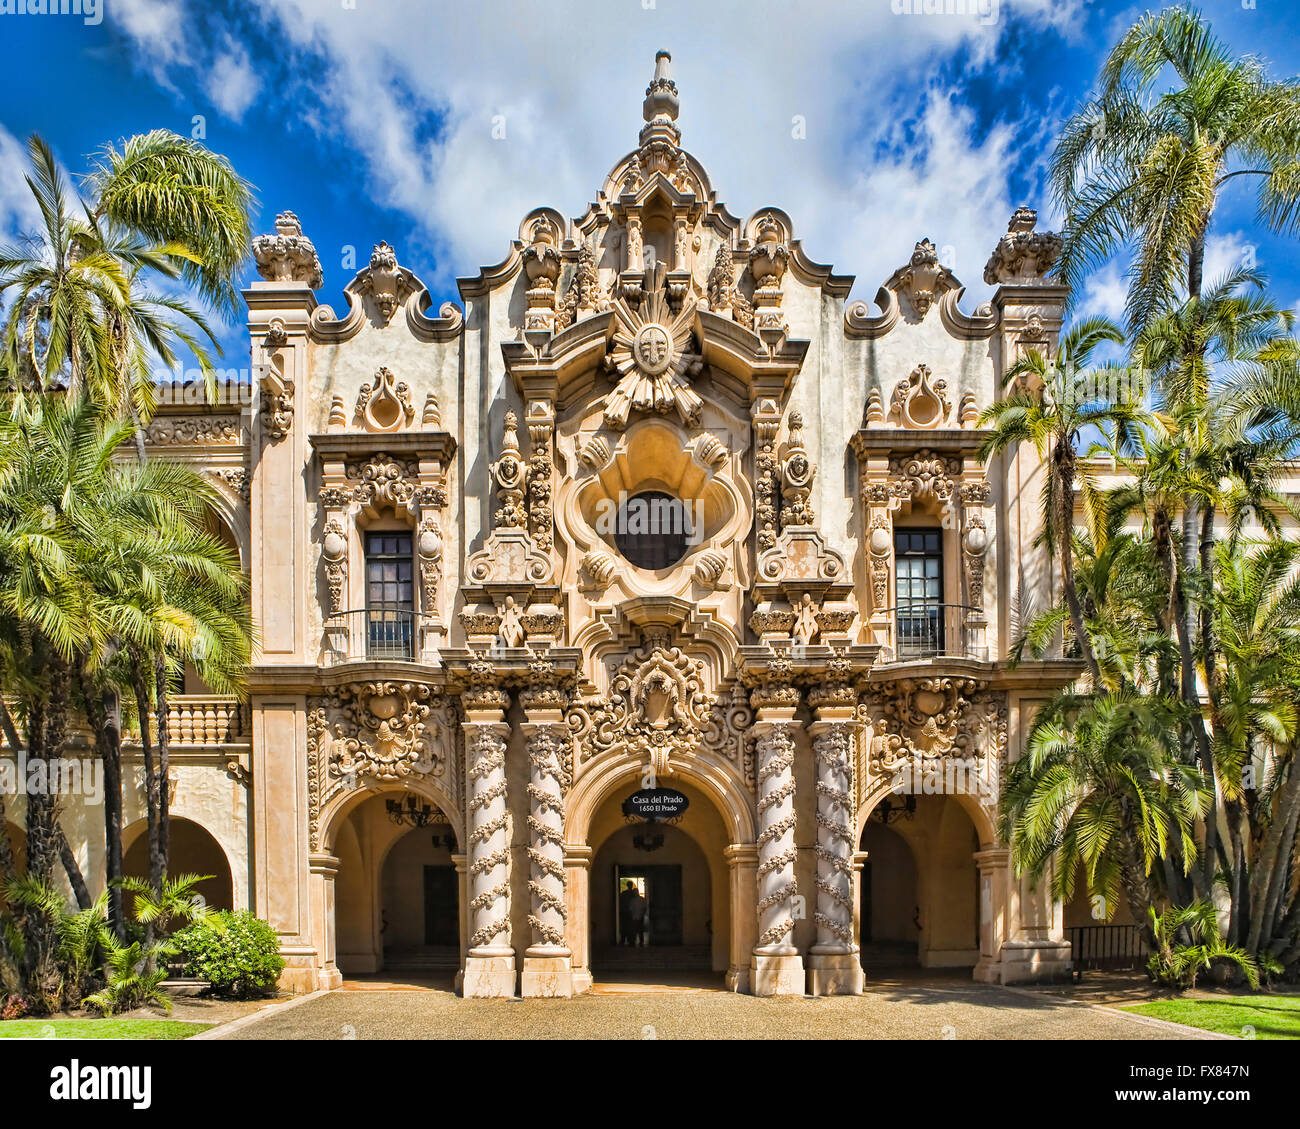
[779,411,815,528]
[749,212,789,346]
[751,397,781,552]
[525,401,555,554]
[462,716,515,997]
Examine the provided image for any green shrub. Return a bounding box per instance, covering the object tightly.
[176,912,284,999]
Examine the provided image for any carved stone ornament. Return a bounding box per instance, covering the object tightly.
[557,242,610,330]
[307,683,455,849]
[322,517,347,614]
[604,272,703,429]
[983,207,1064,286]
[898,239,949,318]
[144,416,241,446]
[890,364,950,429]
[348,453,419,511]
[866,677,987,772]
[356,366,415,432]
[358,241,420,325]
[705,244,754,329]
[251,210,323,289]
[576,632,716,779]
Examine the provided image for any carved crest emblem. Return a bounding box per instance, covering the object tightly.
[604,279,702,429]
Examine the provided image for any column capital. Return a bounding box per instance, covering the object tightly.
[974,846,1011,869]
[724,843,758,867]
[308,853,341,876]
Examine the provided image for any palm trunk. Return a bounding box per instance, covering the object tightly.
[128,652,163,897]
[1120,834,1157,947]
[1247,758,1300,954]
[54,826,91,911]
[0,702,22,886]
[153,656,171,879]
[78,662,125,938]
[1055,443,1101,683]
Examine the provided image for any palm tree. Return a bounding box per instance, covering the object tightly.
[1211,538,1300,959]
[979,316,1144,683]
[1000,689,1210,939]
[1052,5,1300,755]
[0,393,251,936]
[0,136,243,427]
[1052,5,1300,331]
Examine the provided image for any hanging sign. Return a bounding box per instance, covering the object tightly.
[622,787,689,823]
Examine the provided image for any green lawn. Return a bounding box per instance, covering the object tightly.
[0,1018,212,1040]
[1123,995,1300,1040]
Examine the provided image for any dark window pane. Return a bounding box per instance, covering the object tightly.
[614,491,691,571]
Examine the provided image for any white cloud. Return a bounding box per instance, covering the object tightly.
[1081,260,1128,322]
[205,38,261,121]
[0,124,42,242]
[111,0,188,77]
[109,0,1085,299]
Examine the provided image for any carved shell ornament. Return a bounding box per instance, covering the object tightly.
[891,364,950,429]
[604,277,703,429]
[356,366,415,432]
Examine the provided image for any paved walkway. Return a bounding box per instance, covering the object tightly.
[208,973,1217,1040]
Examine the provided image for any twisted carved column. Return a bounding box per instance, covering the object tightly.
[750,680,805,996]
[525,726,569,950]
[519,672,575,997]
[807,683,864,995]
[462,682,516,997]
[812,723,855,948]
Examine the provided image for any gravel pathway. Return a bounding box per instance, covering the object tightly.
[209,976,1217,1040]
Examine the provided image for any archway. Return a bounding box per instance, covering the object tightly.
[858,793,981,972]
[123,817,233,912]
[328,788,461,978]
[580,771,740,989]
[860,820,919,964]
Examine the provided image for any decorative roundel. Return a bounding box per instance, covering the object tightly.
[633,322,675,376]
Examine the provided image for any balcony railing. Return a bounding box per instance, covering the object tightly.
[325,607,418,662]
[891,601,988,662]
[124,695,248,746]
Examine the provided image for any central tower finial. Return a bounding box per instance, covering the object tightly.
[640,49,680,149]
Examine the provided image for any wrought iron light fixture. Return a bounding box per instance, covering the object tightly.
[873,794,917,825]
[386,796,437,827]
[632,829,665,852]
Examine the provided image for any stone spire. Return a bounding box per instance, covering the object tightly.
[640,50,680,150]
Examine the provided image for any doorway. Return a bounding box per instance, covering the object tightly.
[615,864,683,946]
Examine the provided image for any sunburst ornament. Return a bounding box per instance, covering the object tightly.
[604,282,702,429]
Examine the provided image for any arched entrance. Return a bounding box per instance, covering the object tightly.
[123,817,233,911]
[860,819,920,965]
[592,822,714,975]
[328,787,461,979]
[571,760,753,991]
[858,792,982,972]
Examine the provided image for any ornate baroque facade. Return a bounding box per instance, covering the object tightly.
[53,54,1087,997]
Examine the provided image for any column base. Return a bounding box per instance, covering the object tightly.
[572,968,594,995]
[807,952,864,996]
[521,954,574,998]
[750,952,805,996]
[461,954,517,998]
[992,940,1072,984]
[317,967,343,991]
[726,964,751,994]
[276,946,323,995]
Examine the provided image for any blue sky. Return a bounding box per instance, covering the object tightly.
[2,0,1299,371]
